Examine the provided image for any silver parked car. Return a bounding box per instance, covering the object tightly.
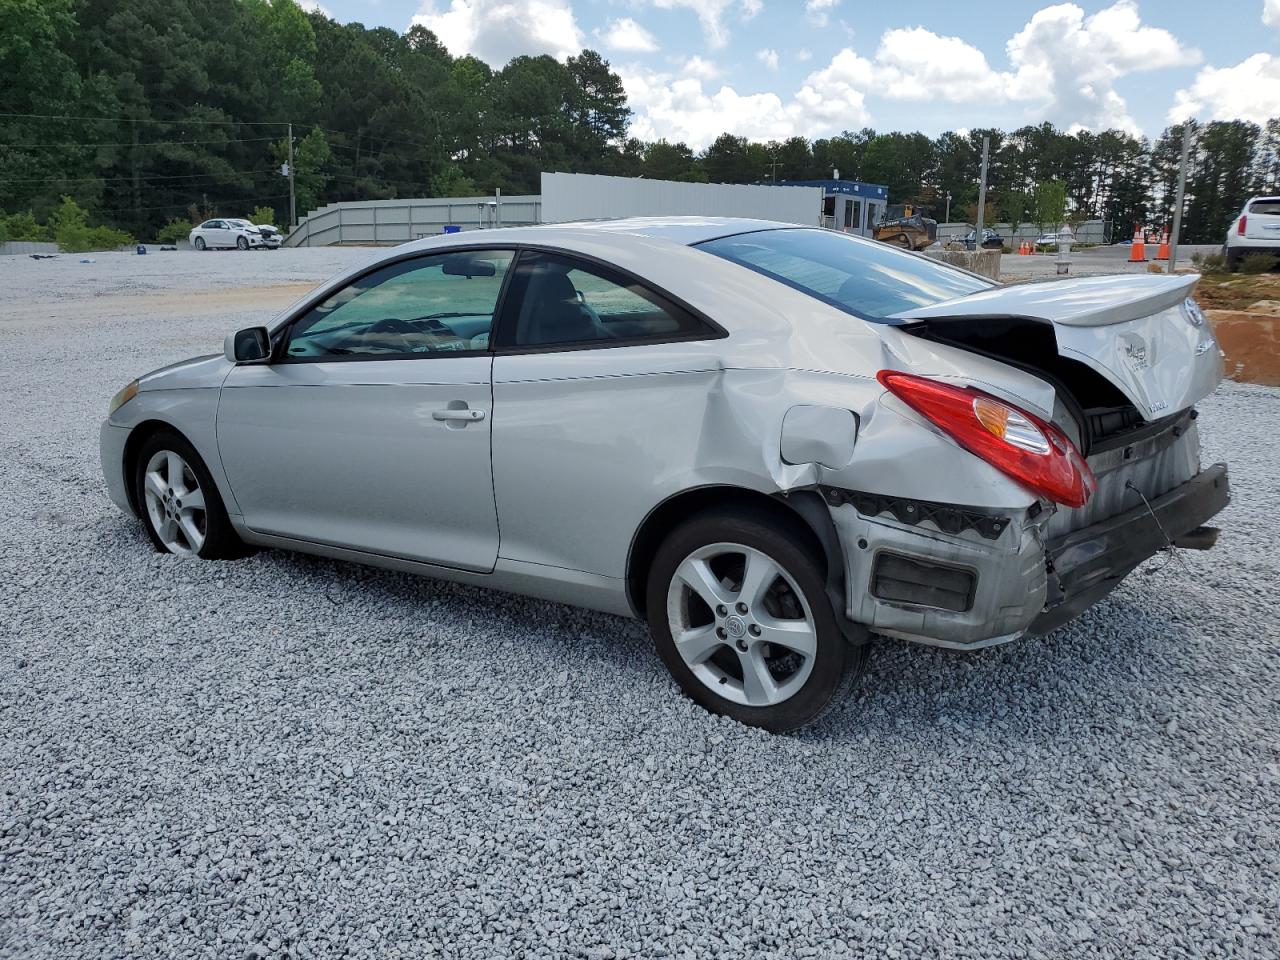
[101,218,1229,730]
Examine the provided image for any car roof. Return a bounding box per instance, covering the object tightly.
[399,217,802,254]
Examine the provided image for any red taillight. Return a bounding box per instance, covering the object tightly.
[1238,215,1247,235]
[877,370,1096,508]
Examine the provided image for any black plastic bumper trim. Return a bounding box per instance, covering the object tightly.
[821,487,1011,541]
[1031,462,1229,634]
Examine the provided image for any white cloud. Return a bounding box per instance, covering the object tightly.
[1266,0,1280,28]
[874,27,1007,102]
[296,0,332,16]
[622,0,1209,147]
[619,67,806,148]
[791,48,875,129]
[805,0,838,27]
[681,55,721,81]
[796,48,812,63]
[649,0,759,49]
[756,48,779,71]
[1005,0,1199,133]
[409,0,584,66]
[599,17,658,53]
[1169,53,1280,124]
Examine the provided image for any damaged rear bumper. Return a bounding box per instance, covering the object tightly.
[826,463,1230,650]
[1030,462,1229,634]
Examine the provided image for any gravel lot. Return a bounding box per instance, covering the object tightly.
[1,249,1277,960]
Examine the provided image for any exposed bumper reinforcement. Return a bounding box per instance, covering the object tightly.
[1031,462,1230,634]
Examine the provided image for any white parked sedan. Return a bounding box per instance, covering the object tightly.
[188,218,271,251]
[101,218,1229,730]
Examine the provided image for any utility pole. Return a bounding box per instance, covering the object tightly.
[975,136,990,235]
[1167,123,1192,274]
[944,191,952,224]
[287,122,297,229]
[765,159,782,182]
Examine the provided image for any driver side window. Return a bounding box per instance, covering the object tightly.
[285,250,513,359]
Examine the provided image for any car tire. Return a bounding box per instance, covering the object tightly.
[1226,248,1242,272]
[646,506,865,732]
[134,430,250,560]
[236,236,249,251]
[193,237,206,251]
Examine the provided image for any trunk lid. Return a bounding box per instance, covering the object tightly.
[891,274,1222,421]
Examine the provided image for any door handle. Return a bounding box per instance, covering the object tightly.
[433,407,486,422]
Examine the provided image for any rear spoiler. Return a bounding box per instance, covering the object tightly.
[892,273,1198,328]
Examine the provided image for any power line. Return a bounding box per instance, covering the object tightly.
[2,135,281,149]
[0,111,289,127]
[0,167,281,185]
[89,193,292,216]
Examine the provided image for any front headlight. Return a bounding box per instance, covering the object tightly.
[108,380,138,415]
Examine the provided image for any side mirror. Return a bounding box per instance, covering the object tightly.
[225,326,271,364]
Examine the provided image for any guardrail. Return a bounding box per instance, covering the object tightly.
[284,196,542,247]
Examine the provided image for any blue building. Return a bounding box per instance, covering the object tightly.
[776,179,889,237]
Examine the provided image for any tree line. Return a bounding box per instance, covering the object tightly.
[3,0,1277,244]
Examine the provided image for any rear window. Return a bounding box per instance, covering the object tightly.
[696,228,991,322]
[1248,199,1280,216]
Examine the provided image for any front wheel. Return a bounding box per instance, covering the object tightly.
[647,508,865,732]
[134,431,249,560]
[236,236,249,251]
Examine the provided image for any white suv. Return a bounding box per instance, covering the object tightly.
[1225,196,1280,270]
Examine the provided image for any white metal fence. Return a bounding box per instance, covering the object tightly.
[284,196,542,247]
[540,172,824,226]
[936,220,1113,244]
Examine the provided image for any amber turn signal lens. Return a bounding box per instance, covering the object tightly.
[108,380,138,415]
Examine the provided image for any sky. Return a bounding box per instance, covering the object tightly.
[304,0,1280,149]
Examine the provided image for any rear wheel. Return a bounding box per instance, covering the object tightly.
[193,236,206,251]
[893,234,913,249]
[134,430,248,560]
[647,508,864,732]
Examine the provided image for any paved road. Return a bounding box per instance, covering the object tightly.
[997,243,1221,280]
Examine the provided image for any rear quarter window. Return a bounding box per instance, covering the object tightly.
[1248,200,1280,216]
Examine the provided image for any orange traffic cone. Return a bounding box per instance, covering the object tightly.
[1018,239,1027,256]
[1127,224,1147,263]
[1155,227,1170,261]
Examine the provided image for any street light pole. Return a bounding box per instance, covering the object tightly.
[287,122,296,229]
[1167,123,1192,274]
[975,136,990,235]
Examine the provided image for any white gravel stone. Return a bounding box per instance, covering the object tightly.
[0,248,1277,959]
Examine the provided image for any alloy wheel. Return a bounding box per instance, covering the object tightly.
[665,542,817,707]
[142,450,207,556]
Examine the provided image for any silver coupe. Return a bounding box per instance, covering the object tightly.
[101,218,1229,730]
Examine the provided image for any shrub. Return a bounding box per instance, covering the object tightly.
[1240,253,1278,274]
[248,205,277,226]
[2,211,50,242]
[156,217,194,245]
[86,225,135,250]
[1191,250,1228,274]
[49,197,134,251]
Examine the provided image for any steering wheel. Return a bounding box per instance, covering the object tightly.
[364,316,420,352]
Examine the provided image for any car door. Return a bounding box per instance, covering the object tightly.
[216,248,512,571]
[489,249,727,578]
[208,220,234,247]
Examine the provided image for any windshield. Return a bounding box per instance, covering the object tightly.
[696,228,992,322]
